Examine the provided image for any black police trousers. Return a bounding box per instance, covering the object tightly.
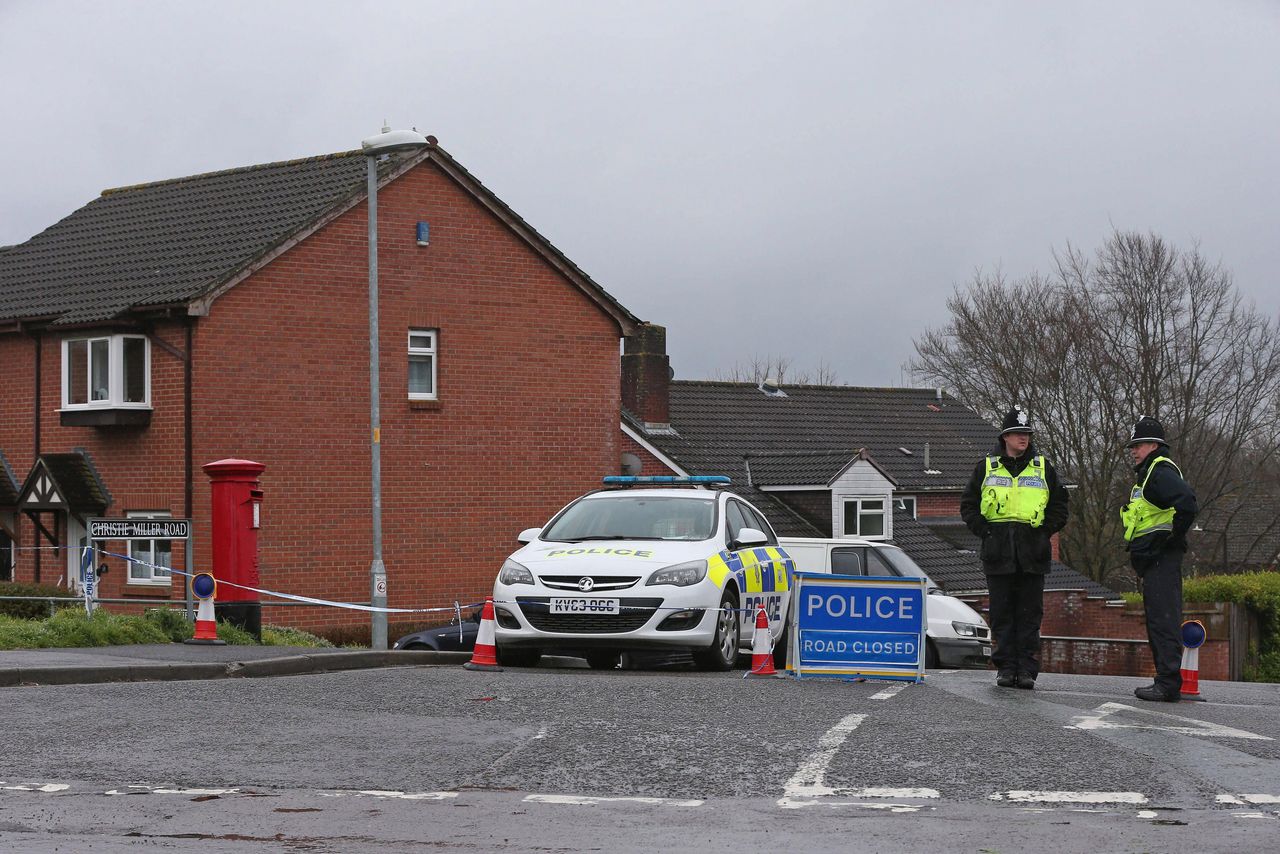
[987,570,1044,678]
[1135,550,1184,694]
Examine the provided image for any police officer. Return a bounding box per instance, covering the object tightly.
[961,406,1069,689]
[1121,416,1198,702]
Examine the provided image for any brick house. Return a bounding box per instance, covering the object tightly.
[0,140,639,632]
[617,324,1113,599]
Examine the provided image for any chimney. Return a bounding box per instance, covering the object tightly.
[621,323,670,430]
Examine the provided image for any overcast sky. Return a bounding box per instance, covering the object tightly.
[2,1,1277,386]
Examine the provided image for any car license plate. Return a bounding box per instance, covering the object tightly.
[981,645,992,656]
[550,598,620,615]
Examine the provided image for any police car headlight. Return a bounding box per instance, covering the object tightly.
[498,559,534,586]
[646,560,708,587]
[952,621,982,637]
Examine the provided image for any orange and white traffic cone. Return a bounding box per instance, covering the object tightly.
[1180,646,1201,698]
[184,573,226,646]
[745,603,777,677]
[464,597,504,671]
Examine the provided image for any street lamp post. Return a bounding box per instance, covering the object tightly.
[360,124,428,649]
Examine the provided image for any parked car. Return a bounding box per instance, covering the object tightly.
[391,608,482,651]
[778,537,992,669]
[492,476,794,670]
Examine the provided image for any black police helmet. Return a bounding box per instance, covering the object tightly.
[1125,415,1166,447]
[1000,406,1034,436]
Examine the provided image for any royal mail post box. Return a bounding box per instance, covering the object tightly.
[203,458,265,640]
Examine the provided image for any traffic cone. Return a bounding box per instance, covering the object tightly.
[184,578,225,645]
[464,597,504,671]
[745,603,777,677]
[1180,645,1201,698]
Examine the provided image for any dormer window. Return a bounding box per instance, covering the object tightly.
[60,334,151,426]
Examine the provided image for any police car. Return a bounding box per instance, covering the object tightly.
[492,476,793,670]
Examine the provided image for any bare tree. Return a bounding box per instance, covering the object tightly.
[913,230,1280,586]
[710,354,840,386]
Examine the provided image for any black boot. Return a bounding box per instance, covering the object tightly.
[1134,684,1180,702]
[1015,674,1036,690]
[996,670,1016,688]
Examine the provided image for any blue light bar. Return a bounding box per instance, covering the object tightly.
[602,475,731,485]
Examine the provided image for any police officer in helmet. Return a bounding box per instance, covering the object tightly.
[1121,416,1198,702]
[961,406,1070,689]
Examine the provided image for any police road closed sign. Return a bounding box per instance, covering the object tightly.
[790,571,928,681]
[88,518,191,540]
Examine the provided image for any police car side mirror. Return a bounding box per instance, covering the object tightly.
[516,527,541,544]
[733,527,768,549]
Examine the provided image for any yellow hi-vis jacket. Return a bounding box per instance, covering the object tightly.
[980,454,1049,528]
[1120,456,1181,542]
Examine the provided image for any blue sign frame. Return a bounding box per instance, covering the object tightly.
[789,571,928,681]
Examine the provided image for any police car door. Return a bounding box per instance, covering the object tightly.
[726,499,786,644]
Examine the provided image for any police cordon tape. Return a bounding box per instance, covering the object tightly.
[79,545,780,650]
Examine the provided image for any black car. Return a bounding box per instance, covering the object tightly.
[391,609,481,651]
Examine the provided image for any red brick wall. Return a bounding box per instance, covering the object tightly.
[914,492,959,517]
[961,589,1232,680]
[620,433,680,477]
[3,158,626,633]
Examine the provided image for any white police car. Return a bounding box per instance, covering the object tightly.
[492,476,794,670]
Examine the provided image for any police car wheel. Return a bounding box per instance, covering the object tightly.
[692,590,739,671]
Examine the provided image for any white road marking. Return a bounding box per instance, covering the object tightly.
[778,713,939,810]
[870,684,907,700]
[524,794,703,807]
[0,783,69,793]
[989,791,1148,805]
[105,785,239,796]
[1218,794,1280,805]
[1065,702,1273,740]
[357,790,457,801]
[1136,810,1158,818]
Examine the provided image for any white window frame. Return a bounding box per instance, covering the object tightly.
[60,334,151,410]
[126,510,173,586]
[407,328,438,401]
[841,497,887,539]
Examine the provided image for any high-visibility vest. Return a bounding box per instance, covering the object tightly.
[980,454,1050,528]
[1120,456,1181,542]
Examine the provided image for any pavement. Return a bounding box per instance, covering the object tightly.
[0,644,472,687]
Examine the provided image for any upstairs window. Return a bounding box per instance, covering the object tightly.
[842,498,886,538]
[62,334,150,409]
[408,329,438,400]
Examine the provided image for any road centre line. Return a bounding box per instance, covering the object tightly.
[870,683,907,700]
[988,791,1148,805]
[1217,794,1280,805]
[782,712,866,797]
[524,794,703,807]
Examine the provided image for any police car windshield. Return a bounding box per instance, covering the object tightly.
[879,546,939,589]
[542,495,716,542]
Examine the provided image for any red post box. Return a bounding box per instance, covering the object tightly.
[203,458,265,640]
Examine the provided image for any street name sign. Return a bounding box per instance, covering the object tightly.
[790,571,927,681]
[88,518,191,540]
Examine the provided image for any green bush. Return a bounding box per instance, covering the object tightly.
[0,582,79,619]
[1185,573,1280,683]
[0,607,338,650]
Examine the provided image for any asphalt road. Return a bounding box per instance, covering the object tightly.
[2,664,1278,852]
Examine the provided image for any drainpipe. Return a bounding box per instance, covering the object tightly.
[32,333,40,584]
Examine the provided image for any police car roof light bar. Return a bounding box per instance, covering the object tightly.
[602,475,731,486]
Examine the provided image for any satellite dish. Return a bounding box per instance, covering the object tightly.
[620,453,642,476]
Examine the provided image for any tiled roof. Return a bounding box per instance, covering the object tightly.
[920,515,1118,597]
[0,152,383,325]
[1187,492,1280,570]
[0,145,638,331]
[643,382,998,492]
[888,511,987,592]
[19,452,111,515]
[747,449,863,487]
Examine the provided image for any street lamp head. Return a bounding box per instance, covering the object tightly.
[361,126,429,156]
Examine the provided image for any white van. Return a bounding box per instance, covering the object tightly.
[778,537,992,669]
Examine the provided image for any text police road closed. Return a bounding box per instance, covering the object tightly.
[806,592,914,621]
[802,637,917,656]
